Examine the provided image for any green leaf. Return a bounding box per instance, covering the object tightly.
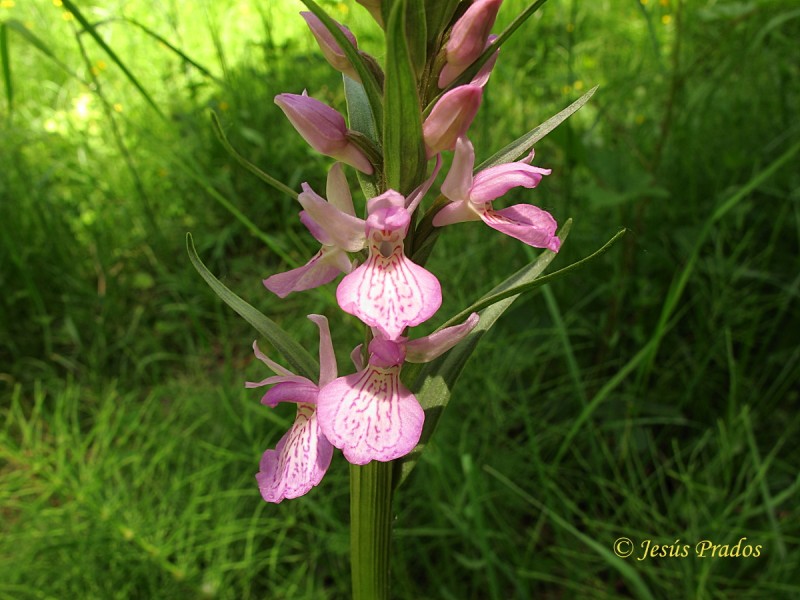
[405,0,427,77]
[0,22,11,112]
[186,233,318,380]
[299,0,383,131]
[60,0,165,120]
[344,75,381,200]
[395,220,573,485]
[424,0,462,45]
[209,111,298,201]
[477,86,598,170]
[383,0,426,194]
[442,224,626,329]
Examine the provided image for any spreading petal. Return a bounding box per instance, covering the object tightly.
[317,368,424,464]
[263,247,346,298]
[251,340,294,377]
[405,312,480,363]
[480,204,562,250]
[470,162,551,203]
[258,379,320,408]
[256,404,333,503]
[298,183,365,252]
[326,163,356,217]
[308,314,337,387]
[440,136,476,202]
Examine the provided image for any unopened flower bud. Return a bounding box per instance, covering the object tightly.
[275,92,373,174]
[422,85,483,157]
[301,12,360,82]
[438,0,503,88]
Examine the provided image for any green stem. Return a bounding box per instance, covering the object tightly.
[350,460,394,600]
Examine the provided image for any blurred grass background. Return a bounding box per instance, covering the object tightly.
[1,0,799,598]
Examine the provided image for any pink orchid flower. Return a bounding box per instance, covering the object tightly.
[336,190,442,340]
[275,92,373,174]
[433,136,562,251]
[264,164,366,298]
[438,0,503,88]
[246,315,338,503]
[317,313,479,464]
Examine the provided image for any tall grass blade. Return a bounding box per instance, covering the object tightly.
[0,22,11,112]
[636,139,800,386]
[124,18,223,85]
[485,465,656,600]
[60,0,165,119]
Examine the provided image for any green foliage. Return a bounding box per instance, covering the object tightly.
[2,0,799,598]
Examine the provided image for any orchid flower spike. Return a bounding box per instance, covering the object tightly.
[246,315,338,503]
[336,190,442,340]
[264,164,366,297]
[438,0,503,88]
[423,84,483,158]
[301,12,361,82]
[433,136,561,251]
[275,92,374,174]
[317,313,480,464]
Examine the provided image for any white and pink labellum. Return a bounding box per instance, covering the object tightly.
[246,315,337,503]
[317,314,478,464]
[433,136,561,252]
[336,190,442,340]
[264,164,366,298]
[274,92,373,174]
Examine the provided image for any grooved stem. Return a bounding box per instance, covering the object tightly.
[350,460,393,600]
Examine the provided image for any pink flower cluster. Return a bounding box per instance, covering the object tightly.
[249,1,562,503]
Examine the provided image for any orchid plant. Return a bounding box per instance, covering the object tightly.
[188,0,622,597]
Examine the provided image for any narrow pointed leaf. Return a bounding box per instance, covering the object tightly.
[344,75,381,200]
[395,219,572,485]
[477,86,597,170]
[209,111,298,200]
[384,0,426,194]
[442,224,626,328]
[186,233,318,380]
[299,0,383,130]
[60,0,165,120]
[0,23,11,111]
